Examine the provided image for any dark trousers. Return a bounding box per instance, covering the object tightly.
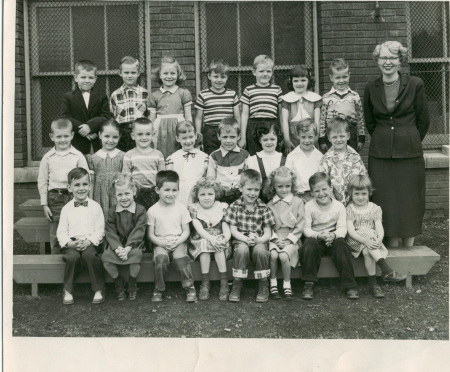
[202,125,221,155]
[48,189,71,254]
[117,125,135,152]
[135,187,159,211]
[299,237,357,289]
[62,245,105,293]
[218,189,241,206]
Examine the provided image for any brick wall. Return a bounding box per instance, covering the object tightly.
[149,1,196,98]
[15,0,27,167]
[317,1,408,164]
[425,169,449,218]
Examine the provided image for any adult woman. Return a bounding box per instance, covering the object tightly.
[364,41,429,248]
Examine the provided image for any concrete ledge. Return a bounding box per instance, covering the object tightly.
[424,151,449,169]
[442,145,449,156]
[14,167,39,183]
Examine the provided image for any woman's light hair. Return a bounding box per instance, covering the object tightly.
[372,41,408,62]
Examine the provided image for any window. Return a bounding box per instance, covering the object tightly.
[407,1,450,149]
[199,2,313,95]
[28,1,145,160]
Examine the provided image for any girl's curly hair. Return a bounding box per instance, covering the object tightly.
[263,166,298,201]
[112,173,138,193]
[190,177,224,203]
[252,121,282,153]
[151,57,186,86]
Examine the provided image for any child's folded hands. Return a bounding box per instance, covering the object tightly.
[78,124,91,136]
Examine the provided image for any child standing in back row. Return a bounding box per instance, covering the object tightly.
[149,57,193,159]
[110,56,149,152]
[319,58,365,153]
[281,65,322,153]
[240,55,283,155]
[195,59,240,155]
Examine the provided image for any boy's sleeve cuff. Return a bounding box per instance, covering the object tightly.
[358,135,366,143]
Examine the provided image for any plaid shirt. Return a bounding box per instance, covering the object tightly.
[110,84,149,124]
[224,197,275,237]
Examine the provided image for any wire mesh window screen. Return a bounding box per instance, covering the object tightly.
[199,2,313,96]
[29,1,146,161]
[407,1,450,149]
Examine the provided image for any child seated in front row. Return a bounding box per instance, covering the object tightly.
[188,178,231,301]
[224,169,276,303]
[346,175,406,298]
[299,172,359,300]
[57,168,105,305]
[147,170,197,302]
[266,167,305,301]
[207,117,250,205]
[320,116,367,205]
[102,174,146,301]
[38,118,89,254]
[122,117,165,210]
[285,118,323,203]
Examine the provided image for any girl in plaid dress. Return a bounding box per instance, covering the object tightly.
[346,175,406,298]
[87,119,125,218]
[188,178,231,301]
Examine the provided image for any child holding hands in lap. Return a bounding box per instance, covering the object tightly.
[102,174,146,301]
[266,167,305,300]
[188,178,231,301]
[346,175,406,298]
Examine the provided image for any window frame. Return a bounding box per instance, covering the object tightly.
[27,1,145,162]
[198,1,313,96]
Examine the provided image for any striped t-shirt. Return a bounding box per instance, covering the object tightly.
[122,148,165,188]
[195,88,239,126]
[240,84,283,119]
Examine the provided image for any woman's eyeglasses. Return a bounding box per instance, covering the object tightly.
[378,56,399,61]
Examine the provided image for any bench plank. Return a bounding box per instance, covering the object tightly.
[19,199,43,217]
[14,217,49,243]
[14,246,440,296]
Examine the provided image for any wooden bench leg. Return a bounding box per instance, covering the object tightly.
[406,275,412,289]
[40,243,46,255]
[31,283,39,297]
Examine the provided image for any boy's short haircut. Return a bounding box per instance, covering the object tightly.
[68,167,90,184]
[217,117,240,136]
[207,59,229,75]
[50,118,73,133]
[156,170,179,189]
[347,174,375,197]
[131,117,153,131]
[309,172,331,190]
[326,116,349,135]
[74,60,97,75]
[298,118,318,135]
[253,55,274,70]
[120,56,139,71]
[240,169,262,186]
[329,58,349,75]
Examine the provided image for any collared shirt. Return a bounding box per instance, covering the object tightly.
[319,145,367,205]
[122,147,165,188]
[159,86,179,94]
[82,91,90,108]
[240,84,283,119]
[224,197,275,237]
[245,151,283,177]
[37,146,89,205]
[281,91,322,122]
[57,198,105,248]
[110,84,149,124]
[303,199,347,239]
[95,148,121,159]
[116,201,136,213]
[319,86,365,142]
[207,146,249,189]
[267,194,305,244]
[285,146,323,193]
[148,86,192,115]
[195,88,239,126]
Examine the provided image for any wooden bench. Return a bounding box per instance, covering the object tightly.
[14,246,440,297]
[14,217,49,255]
[19,199,43,217]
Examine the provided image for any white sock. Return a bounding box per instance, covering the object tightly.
[283,281,291,289]
[270,278,277,287]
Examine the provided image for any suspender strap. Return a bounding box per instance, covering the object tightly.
[256,155,267,180]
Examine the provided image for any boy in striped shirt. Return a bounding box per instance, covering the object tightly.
[240,55,283,155]
[195,59,240,155]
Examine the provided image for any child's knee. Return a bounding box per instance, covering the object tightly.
[279,252,289,263]
[270,250,279,260]
[362,247,370,257]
